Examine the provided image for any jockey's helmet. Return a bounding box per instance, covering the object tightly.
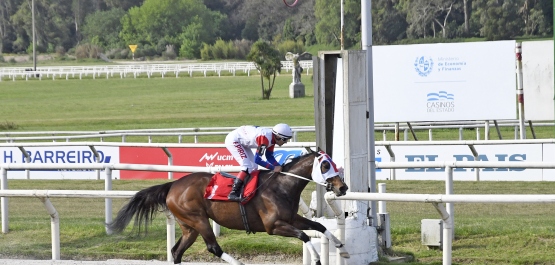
[272,123,293,139]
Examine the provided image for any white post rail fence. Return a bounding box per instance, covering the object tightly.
[2,122,554,143]
[323,160,555,265]
[0,61,314,82]
[4,161,555,263]
[0,163,243,261]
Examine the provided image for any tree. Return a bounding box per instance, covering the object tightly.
[246,40,282,100]
[472,0,523,40]
[282,18,295,41]
[372,0,407,44]
[120,0,225,52]
[82,8,126,49]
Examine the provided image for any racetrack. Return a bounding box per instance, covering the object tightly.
[0,259,296,265]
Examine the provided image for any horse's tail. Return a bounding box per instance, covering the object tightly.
[107,181,173,235]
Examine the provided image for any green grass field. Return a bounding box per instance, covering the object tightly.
[1,70,555,264]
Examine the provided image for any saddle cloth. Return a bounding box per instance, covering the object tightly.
[204,171,259,204]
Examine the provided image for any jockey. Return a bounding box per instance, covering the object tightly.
[224,123,293,201]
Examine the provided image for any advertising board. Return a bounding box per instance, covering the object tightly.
[522,40,554,120]
[0,146,119,179]
[373,41,516,122]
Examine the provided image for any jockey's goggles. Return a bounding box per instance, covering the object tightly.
[277,136,291,142]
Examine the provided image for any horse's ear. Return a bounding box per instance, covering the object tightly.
[304,147,314,153]
[317,147,323,153]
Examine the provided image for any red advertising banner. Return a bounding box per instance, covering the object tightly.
[119,147,238,179]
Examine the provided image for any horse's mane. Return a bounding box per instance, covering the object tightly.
[281,151,316,172]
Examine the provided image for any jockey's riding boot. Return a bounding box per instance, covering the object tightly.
[228,170,248,201]
[227,178,244,202]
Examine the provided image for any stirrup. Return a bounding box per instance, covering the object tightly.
[228,193,242,202]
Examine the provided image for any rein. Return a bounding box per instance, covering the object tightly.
[281,172,326,186]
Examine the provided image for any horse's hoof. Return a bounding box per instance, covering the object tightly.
[340,251,350,258]
[314,261,321,265]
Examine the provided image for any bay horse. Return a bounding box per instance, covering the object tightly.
[107,148,350,265]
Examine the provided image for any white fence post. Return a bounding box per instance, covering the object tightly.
[1,167,7,233]
[105,167,113,234]
[39,197,60,260]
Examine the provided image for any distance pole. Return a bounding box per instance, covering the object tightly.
[32,0,36,71]
[361,0,378,226]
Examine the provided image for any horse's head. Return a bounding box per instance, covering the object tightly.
[312,150,349,196]
[283,148,348,196]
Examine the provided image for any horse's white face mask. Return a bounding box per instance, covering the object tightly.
[311,151,342,185]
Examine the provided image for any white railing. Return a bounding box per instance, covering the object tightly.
[324,160,555,265]
[0,126,316,143]
[0,61,313,81]
[0,163,243,261]
[5,160,555,264]
[2,120,553,143]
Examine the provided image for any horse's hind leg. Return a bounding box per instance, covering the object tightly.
[172,222,199,264]
[193,218,244,265]
[173,213,244,265]
[291,214,350,258]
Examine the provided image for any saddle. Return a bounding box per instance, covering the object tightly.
[204,171,259,204]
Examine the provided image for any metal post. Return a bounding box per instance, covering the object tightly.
[515,42,526,139]
[162,148,173,180]
[378,183,386,213]
[164,210,175,262]
[361,0,378,226]
[431,202,452,265]
[445,165,455,238]
[394,122,399,141]
[40,197,60,260]
[105,168,112,234]
[340,0,344,50]
[32,0,36,72]
[89,146,100,180]
[18,147,31,179]
[1,168,8,233]
[484,120,490,140]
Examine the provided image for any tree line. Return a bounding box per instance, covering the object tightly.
[0,0,552,60]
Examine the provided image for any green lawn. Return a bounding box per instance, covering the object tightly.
[2,69,555,264]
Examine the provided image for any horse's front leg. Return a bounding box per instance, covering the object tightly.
[291,214,350,259]
[270,220,322,265]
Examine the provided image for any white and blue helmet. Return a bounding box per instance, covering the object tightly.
[272,123,293,139]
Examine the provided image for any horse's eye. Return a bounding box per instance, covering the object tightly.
[320,161,331,173]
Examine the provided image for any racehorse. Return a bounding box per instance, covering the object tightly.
[107,148,350,265]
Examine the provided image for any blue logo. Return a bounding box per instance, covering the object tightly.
[274,150,303,164]
[427,91,454,101]
[427,91,455,113]
[414,56,434,77]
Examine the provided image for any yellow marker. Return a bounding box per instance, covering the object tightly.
[128,45,137,53]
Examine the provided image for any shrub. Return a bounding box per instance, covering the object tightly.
[0,121,19,130]
[55,46,66,56]
[75,43,102,59]
[200,43,212,60]
[162,45,177,60]
[233,39,252,60]
[276,40,305,59]
[0,54,5,63]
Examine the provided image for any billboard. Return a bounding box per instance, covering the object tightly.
[373,40,516,122]
[522,40,554,121]
[119,147,307,179]
[0,146,119,179]
[374,143,551,181]
[1,143,554,181]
